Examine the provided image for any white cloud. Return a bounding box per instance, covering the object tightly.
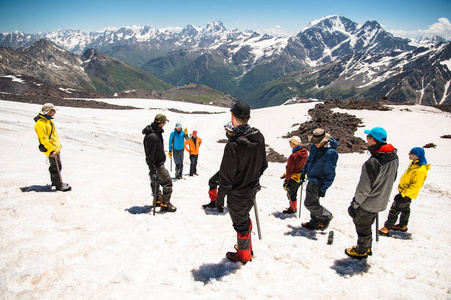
[388,18,451,41]
[257,25,291,37]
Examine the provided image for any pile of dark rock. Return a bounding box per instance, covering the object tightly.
[283,99,393,154]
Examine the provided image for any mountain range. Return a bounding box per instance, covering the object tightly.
[1,16,450,107]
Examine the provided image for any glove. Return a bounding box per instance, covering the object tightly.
[348,198,357,218]
[150,173,158,182]
[319,190,325,198]
[184,128,188,135]
[300,173,306,184]
[348,204,357,218]
[280,173,286,179]
[283,182,289,191]
[168,151,172,158]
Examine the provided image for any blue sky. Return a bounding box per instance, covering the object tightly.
[1,0,450,39]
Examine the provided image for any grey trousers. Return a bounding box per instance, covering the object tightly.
[173,149,184,178]
[150,165,173,204]
[304,181,332,223]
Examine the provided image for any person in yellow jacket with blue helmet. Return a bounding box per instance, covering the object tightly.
[34,103,71,191]
[379,147,430,236]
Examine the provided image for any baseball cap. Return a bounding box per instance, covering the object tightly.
[364,127,387,143]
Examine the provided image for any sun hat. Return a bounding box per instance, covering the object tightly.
[289,136,302,146]
[40,103,56,114]
[364,127,387,143]
[230,101,250,119]
[308,128,331,144]
[154,114,169,124]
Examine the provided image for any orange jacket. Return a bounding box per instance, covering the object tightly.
[185,136,202,155]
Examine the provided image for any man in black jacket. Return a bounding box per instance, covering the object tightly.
[216,101,268,263]
[142,114,176,212]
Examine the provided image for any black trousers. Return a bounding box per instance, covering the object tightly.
[352,207,377,254]
[287,179,301,202]
[209,171,220,190]
[189,154,198,176]
[384,199,412,228]
[227,190,257,235]
[48,153,62,187]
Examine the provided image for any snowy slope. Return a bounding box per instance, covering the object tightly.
[0,99,450,299]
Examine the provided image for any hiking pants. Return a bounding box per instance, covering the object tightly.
[304,181,332,223]
[150,165,173,204]
[352,207,377,254]
[189,154,198,176]
[173,149,184,178]
[48,153,62,187]
[384,198,412,229]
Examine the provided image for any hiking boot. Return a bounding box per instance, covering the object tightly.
[301,221,320,230]
[392,224,408,232]
[319,216,333,231]
[378,227,390,236]
[160,202,177,212]
[282,207,296,214]
[234,244,255,257]
[226,252,252,264]
[56,183,71,192]
[345,246,368,259]
[202,201,216,209]
[154,194,162,207]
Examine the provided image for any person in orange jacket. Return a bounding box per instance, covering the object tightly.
[184,130,202,176]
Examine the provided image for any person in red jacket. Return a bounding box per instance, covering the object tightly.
[281,136,308,214]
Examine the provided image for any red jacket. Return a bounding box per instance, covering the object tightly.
[285,147,308,183]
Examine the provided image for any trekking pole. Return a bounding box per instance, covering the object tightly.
[253,198,262,240]
[375,213,379,242]
[298,182,304,219]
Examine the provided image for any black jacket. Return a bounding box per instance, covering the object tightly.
[143,123,166,174]
[217,126,268,206]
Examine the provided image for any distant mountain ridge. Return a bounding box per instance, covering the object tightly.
[1,16,450,107]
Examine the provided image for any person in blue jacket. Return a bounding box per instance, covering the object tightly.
[169,122,189,179]
[301,128,338,231]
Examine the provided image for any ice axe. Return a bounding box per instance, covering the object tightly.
[298,182,304,219]
[253,197,262,240]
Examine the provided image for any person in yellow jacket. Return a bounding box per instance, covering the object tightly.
[184,130,202,176]
[379,147,430,236]
[34,103,71,191]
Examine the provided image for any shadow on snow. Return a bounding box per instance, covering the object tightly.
[284,224,327,241]
[330,258,371,277]
[191,258,241,285]
[20,185,55,193]
[272,211,297,220]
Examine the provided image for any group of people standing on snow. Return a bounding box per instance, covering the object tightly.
[34,101,430,263]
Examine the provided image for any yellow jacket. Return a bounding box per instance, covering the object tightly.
[398,160,430,199]
[34,114,61,157]
[184,136,202,155]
